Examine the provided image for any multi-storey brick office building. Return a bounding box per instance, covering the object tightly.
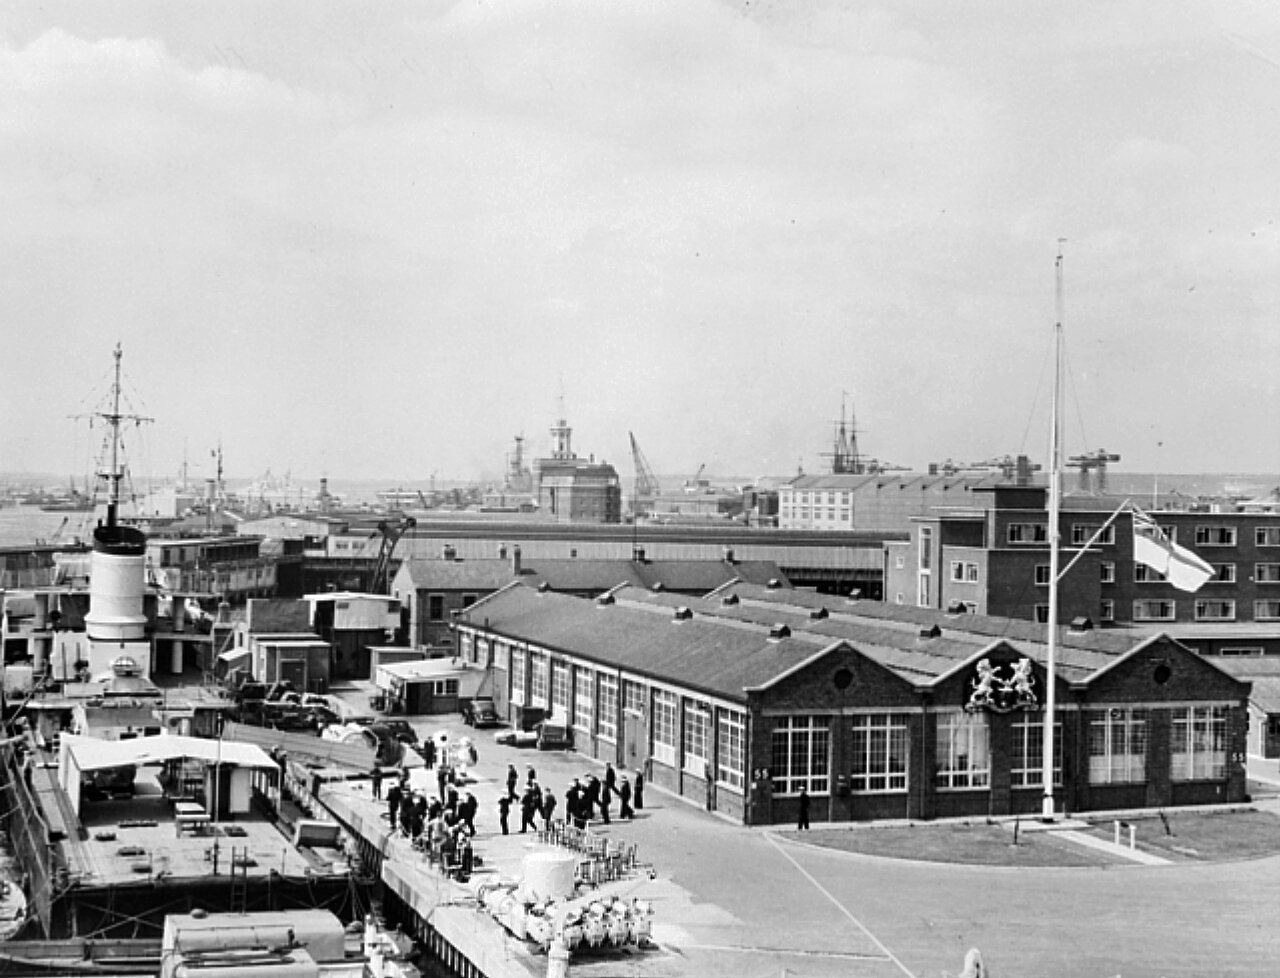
[452,580,1249,826]
[885,484,1280,649]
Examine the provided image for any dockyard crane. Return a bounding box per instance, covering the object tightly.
[1067,449,1121,493]
[629,432,661,497]
[366,515,417,594]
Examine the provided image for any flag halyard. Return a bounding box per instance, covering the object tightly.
[1131,507,1214,592]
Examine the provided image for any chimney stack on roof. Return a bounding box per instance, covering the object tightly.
[511,545,522,576]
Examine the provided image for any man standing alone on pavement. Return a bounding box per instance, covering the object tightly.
[797,787,811,831]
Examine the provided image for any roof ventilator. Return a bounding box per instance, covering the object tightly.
[673,606,693,621]
[1069,616,1093,632]
[769,623,791,640]
[809,607,829,620]
[596,594,616,607]
[918,624,942,639]
[721,594,740,606]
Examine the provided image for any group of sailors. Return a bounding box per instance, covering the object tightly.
[498,761,644,836]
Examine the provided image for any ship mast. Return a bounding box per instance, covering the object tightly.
[95,343,152,528]
[1042,243,1066,820]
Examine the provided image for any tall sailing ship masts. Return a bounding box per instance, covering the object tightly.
[1042,244,1066,820]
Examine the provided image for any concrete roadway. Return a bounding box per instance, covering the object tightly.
[334,687,1280,978]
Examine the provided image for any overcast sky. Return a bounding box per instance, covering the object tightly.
[3,1,1279,489]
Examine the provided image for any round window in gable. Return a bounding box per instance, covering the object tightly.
[1153,663,1172,685]
[833,668,853,691]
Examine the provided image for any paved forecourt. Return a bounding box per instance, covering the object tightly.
[328,684,1280,978]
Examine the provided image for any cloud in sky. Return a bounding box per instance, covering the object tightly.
[2,0,1279,489]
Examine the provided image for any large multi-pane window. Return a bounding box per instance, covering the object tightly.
[1087,707,1148,784]
[597,674,618,741]
[1195,599,1236,621]
[935,712,989,789]
[1256,563,1280,583]
[652,689,678,765]
[551,660,569,717]
[1171,706,1227,781]
[1071,524,1115,546]
[529,651,549,707]
[770,716,830,795]
[1011,717,1063,787]
[510,647,526,705]
[1257,527,1280,547]
[1195,526,1236,547]
[1256,600,1280,621]
[1133,599,1176,621]
[623,679,646,714]
[573,669,594,733]
[849,714,908,792]
[717,709,746,789]
[683,699,710,774]
[1008,523,1048,544]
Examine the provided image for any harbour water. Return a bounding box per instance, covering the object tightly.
[0,505,94,548]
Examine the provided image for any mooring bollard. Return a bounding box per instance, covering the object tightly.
[1113,820,1136,849]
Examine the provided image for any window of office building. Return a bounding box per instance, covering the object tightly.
[849,714,909,792]
[770,716,830,796]
[1195,526,1236,546]
[1133,599,1176,621]
[1071,524,1115,545]
[1008,523,1048,544]
[529,651,548,707]
[510,647,525,705]
[1170,706,1227,781]
[935,712,989,789]
[683,699,710,774]
[1210,564,1236,583]
[652,689,678,765]
[1034,564,1051,586]
[1087,707,1149,784]
[1257,563,1280,583]
[1100,599,1115,622]
[1100,561,1116,583]
[551,661,569,716]
[597,674,618,741]
[623,678,646,714]
[1256,527,1280,547]
[717,709,746,789]
[1195,599,1236,622]
[1257,600,1280,621]
[1011,717,1062,787]
[1134,564,1166,583]
[573,668,594,733]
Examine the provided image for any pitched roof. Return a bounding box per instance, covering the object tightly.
[462,580,1222,699]
[397,557,788,595]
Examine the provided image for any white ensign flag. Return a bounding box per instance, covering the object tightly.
[1131,508,1214,592]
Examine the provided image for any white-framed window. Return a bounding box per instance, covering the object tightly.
[1171,706,1227,781]
[1133,599,1176,621]
[1008,523,1048,544]
[551,660,569,716]
[573,668,594,733]
[919,527,933,570]
[1011,717,1062,787]
[950,560,980,583]
[510,647,526,706]
[1195,526,1236,546]
[597,674,618,741]
[1256,600,1280,621]
[683,699,710,774]
[529,651,549,707]
[849,714,908,792]
[1034,564,1051,586]
[1100,561,1116,584]
[717,709,746,790]
[1134,564,1166,583]
[770,716,830,796]
[1257,563,1280,583]
[935,712,989,789]
[1220,646,1264,656]
[623,678,645,714]
[1257,527,1280,547]
[1195,599,1236,621]
[1209,564,1236,584]
[1034,604,1050,624]
[918,573,931,607]
[651,689,678,765]
[1087,708,1148,784]
[1071,524,1115,546]
[1100,599,1115,622]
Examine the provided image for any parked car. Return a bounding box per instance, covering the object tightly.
[536,720,572,751]
[368,718,419,745]
[461,697,501,728]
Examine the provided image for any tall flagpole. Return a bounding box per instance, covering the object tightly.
[1042,242,1065,820]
